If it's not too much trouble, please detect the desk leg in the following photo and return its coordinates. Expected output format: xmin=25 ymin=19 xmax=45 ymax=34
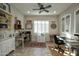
xmin=22 ymin=40 xmax=24 ymax=52
xmin=69 ymin=47 xmax=72 ymax=56
xmin=53 ymin=43 xmax=56 ymax=49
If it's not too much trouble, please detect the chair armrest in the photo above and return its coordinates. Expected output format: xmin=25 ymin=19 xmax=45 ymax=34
xmin=58 ymin=39 xmax=65 ymax=44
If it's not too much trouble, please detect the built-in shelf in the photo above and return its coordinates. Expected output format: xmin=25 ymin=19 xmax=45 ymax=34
xmin=0 ymin=23 xmax=8 ymax=24
xmin=0 ymin=8 xmax=12 ymax=16
xmin=0 ymin=7 xmax=13 ymax=30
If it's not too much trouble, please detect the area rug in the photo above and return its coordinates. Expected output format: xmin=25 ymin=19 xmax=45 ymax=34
xmin=48 ymin=46 xmax=64 ymax=56
xmin=48 ymin=46 xmax=73 ymax=56
xmin=24 ymin=42 xmax=46 ymax=48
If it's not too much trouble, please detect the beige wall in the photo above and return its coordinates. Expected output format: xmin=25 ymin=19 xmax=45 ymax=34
xmin=24 ymin=15 xmax=59 ymax=41
xmin=59 ymin=3 xmax=79 ymax=35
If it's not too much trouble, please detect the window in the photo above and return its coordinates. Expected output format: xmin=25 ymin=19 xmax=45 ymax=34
xmin=65 ymin=14 xmax=71 ymax=32
xmin=34 ymin=21 xmax=49 ymax=34
xmin=61 ymin=14 xmax=71 ymax=33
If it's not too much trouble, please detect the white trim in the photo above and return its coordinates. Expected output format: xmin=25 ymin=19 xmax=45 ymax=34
xmin=65 ymin=13 xmax=71 ymax=34
xmin=60 ymin=16 xmax=63 ymax=33
xmin=74 ymin=8 xmax=79 ymax=34
xmin=61 ymin=13 xmax=71 ymax=34
xmin=61 ymin=15 xmax=65 ymax=33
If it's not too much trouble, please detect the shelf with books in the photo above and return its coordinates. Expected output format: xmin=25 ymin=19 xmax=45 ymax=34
xmin=0 ymin=7 xmax=13 ymax=30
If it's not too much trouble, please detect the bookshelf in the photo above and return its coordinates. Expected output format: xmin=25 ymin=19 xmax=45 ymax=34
xmin=0 ymin=7 xmax=14 ymax=30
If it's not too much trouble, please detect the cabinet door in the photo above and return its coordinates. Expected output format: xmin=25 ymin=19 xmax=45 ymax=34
xmin=8 ymin=38 xmax=15 ymax=52
xmin=0 ymin=49 xmax=1 ymax=56
xmin=1 ymin=41 xmax=8 ymax=56
xmin=12 ymin=38 xmax=15 ymax=50
xmin=0 ymin=38 xmax=15 ymax=56
xmin=8 ymin=39 xmax=12 ymax=53
xmin=0 ymin=45 xmax=1 ymax=56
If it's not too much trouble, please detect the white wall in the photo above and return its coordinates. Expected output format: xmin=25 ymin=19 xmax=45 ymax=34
xmin=24 ymin=15 xmax=59 ymax=41
xmin=59 ymin=3 xmax=79 ymax=35
xmin=9 ymin=4 xmax=59 ymax=42
xmin=10 ymin=4 xmax=24 ymax=29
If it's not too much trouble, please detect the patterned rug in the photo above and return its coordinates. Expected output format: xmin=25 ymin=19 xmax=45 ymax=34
xmin=48 ymin=46 xmax=64 ymax=56
xmin=24 ymin=42 xmax=46 ymax=48
xmin=48 ymin=46 xmax=74 ymax=56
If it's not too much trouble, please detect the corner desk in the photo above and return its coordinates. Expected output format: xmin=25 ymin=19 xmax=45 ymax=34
xmin=65 ymin=39 xmax=79 ymax=56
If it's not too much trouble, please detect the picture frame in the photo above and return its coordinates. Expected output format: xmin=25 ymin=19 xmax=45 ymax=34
xmin=51 ymin=23 xmax=57 ymax=29
xmin=25 ymin=20 xmax=32 ymax=29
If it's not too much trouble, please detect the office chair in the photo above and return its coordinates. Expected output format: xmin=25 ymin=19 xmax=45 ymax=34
xmin=53 ymin=35 xmax=65 ymax=53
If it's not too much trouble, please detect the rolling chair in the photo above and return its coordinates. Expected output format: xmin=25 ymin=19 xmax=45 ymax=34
xmin=53 ymin=35 xmax=65 ymax=53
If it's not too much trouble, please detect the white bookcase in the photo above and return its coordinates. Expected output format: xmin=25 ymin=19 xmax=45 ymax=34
xmin=0 ymin=3 xmax=15 ymax=56
xmin=0 ymin=38 xmax=15 ymax=56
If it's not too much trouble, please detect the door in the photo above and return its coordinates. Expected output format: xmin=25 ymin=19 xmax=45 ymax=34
xmin=34 ymin=21 xmax=49 ymax=42
xmin=1 ymin=40 xmax=8 ymax=56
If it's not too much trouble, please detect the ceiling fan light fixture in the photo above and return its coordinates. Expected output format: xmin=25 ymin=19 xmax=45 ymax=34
xmin=53 ymin=10 xmax=56 ymax=14
xmin=27 ymin=11 xmax=30 ymax=14
xmin=33 ymin=3 xmax=52 ymax=14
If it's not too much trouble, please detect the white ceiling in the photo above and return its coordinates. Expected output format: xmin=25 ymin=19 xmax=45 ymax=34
xmin=11 ymin=3 xmax=72 ymax=15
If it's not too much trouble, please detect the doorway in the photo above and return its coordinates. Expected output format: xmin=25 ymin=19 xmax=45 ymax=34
xmin=34 ymin=21 xmax=49 ymax=42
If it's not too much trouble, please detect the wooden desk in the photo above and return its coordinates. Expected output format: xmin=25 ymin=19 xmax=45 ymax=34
xmin=65 ymin=39 xmax=79 ymax=55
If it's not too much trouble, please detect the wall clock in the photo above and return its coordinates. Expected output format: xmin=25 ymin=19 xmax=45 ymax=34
xmin=51 ymin=23 xmax=57 ymax=29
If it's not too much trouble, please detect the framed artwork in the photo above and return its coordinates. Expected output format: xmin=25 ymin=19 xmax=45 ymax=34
xmin=14 ymin=17 xmax=22 ymax=30
xmin=51 ymin=21 xmax=57 ymax=29
xmin=51 ymin=23 xmax=57 ymax=29
xmin=25 ymin=20 xmax=32 ymax=29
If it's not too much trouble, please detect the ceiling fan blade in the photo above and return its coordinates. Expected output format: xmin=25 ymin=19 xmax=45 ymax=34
xmin=39 ymin=10 xmax=43 ymax=13
xmin=44 ymin=10 xmax=49 ymax=12
xmin=37 ymin=3 xmax=44 ymax=7
xmin=38 ymin=3 xmax=42 ymax=6
xmin=44 ymin=5 xmax=52 ymax=9
xmin=33 ymin=9 xmax=40 ymax=10
xmin=38 ymin=3 xmax=42 ymax=5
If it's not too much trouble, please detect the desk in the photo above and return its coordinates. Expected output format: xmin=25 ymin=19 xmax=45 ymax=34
xmin=65 ymin=39 xmax=79 ymax=55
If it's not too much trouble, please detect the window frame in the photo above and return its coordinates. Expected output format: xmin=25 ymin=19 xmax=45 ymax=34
xmin=74 ymin=8 xmax=79 ymax=34
xmin=61 ymin=13 xmax=71 ymax=34
xmin=33 ymin=20 xmax=49 ymax=34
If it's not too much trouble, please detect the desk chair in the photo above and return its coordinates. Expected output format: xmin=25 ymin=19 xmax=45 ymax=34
xmin=53 ymin=35 xmax=65 ymax=53
xmin=24 ymin=31 xmax=31 ymax=42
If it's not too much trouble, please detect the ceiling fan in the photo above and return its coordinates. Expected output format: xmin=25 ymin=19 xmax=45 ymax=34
xmin=33 ymin=3 xmax=52 ymax=13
